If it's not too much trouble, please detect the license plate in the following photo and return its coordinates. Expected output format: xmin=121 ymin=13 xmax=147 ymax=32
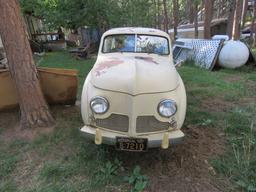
xmin=116 ymin=137 xmax=148 ymax=152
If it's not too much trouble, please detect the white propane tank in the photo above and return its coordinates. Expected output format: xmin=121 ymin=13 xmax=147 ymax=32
xmin=218 ymin=40 xmax=249 ymax=69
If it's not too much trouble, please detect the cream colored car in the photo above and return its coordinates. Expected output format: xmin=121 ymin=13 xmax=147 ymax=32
xmin=80 ymin=27 xmax=186 ymax=151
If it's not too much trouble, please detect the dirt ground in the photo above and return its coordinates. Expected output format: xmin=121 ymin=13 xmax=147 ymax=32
xmin=0 ymin=106 xmax=234 ymax=192
xmin=118 ymin=124 xmax=231 ymax=192
xmin=0 ymin=109 xmax=54 ymax=142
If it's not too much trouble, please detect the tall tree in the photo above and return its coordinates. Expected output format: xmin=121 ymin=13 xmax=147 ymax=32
xmin=157 ymin=0 xmax=161 ymax=29
xmin=153 ymin=0 xmax=158 ymax=28
xmin=0 ymin=0 xmax=55 ymax=129
xmin=227 ymin=0 xmax=236 ymax=39
xmin=204 ymin=0 xmax=214 ymax=39
xmin=219 ymin=0 xmax=225 ymax=17
xmin=241 ymin=0 xmax=248 ymax=28
xmin=216 ymin=0 xmax=222 ymax=18
xmin=173 ymin=0 xmax=179 ymax=39
xmin=163 ymin=0 xmax=169 ymax=33
xmin=232 ymin=0 xmax=243 ymax=40
xmin=188 ymin=0 xmax=194 ymax=23
xmin=200 ymin=0 xmax=205 ymax=21
xmin=251 ymin=0 xmax=256 ymax=46
xmin=194 ymin=1 xmax=199 ymax=38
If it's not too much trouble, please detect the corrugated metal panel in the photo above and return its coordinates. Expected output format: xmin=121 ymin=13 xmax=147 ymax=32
xmin=173 ymin=39 xmax=224 ymax=70
xmin=192 ymin=39 xmax=224 ymax=70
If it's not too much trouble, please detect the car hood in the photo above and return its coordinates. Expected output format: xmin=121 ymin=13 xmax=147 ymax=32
xmin=90 ymin=54 xmax=179 ymax=95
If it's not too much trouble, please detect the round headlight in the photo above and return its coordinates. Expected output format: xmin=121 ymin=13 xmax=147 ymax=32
xmin=90 ymin=96 xmax=109 ymax=114
xmin=158 ymin=99 xmax=177 ymax=117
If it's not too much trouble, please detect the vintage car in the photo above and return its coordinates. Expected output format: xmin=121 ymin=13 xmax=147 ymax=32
xmin=80 ymin=27 xmax=186 ymax=151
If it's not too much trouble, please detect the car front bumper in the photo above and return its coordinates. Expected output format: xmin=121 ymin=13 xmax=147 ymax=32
xmin=80 ymin=125 xmax=184 ymax=149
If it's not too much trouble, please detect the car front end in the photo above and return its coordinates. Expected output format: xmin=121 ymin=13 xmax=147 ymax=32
xmin=80 ymin=28 xmax=187 ymax=151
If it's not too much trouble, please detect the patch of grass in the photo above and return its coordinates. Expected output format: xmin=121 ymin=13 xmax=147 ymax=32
xmin=182 ymin=60 xmax=256 ymax=191
xmin=72 ymin=141 xmax=125 ymax=190
xmin=25 ymin=104 xmax=124 ymax=191
xmin=178 ymin=63 xmax=256 ymax=191
xmin=186 ymin=107 xmax=212 ymax=125
xmin=40 ymin=161 xmax=75 ymax=182
xmin=25 ymin=182 xmax=91 ymax=192
xmin=93 ymin=159 xmax=123 ymax=186
xmin=178 ymin=65 xmax=246 ymax=101
xmin=0 ymin=180 xmax=17 ymax=192
xmin=125 ymin=166 xmax=148 ymax=192
xmin=209 ymin=102 xmax=256 ymax=191
xmin=212 ymin=118 xmax=256 ymax=191
xmin=0 ymin=151 xmax=18 ymax=179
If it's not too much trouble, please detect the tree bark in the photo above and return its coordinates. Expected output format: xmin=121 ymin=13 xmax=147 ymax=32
xmin=163 ymin=0 xmax=169 ymax=33
xmin=251 ymin=1 xmax=256 ymax=47
xmin=204 ymin=0 xmax=214 ymax=39
xmin=217 ymin=0 xmax=221 ymax=18
xmin=201 ymin=0 xmax=205 ymax=21
xmin=220 ymin=0 xmax=226 ymax=17
xmin=241 ymin=0 xmax=248 ymax=28
xmin=194 ymin=2 xmax=199 ymax=38
xmin=188 ymin=0 xmax=194 ymax=23
xmin=153 ymin=0 xmax=158 ymax=28
xmin=0 ymin=0 xmax=55 ymax=129
xmin=173 ymin=0 xmax=179 ymax=39
xmin=232 ymin=0 xmax=243 ymax=40
xmin=227 ymin=0 xmax=236 ymax=39
xmin=156 ymin=0 xmax=161 ymax=29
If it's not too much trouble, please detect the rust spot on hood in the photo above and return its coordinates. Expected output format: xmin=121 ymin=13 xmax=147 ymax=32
xmin=134 ymin=56 xmax=159 ymax=64
xmin=94 ymin=58 xmax=124 ymax=76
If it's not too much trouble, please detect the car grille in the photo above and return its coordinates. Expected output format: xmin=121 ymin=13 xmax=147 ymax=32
xmin=136 ymin=116 xmax=170 ymax=133
xmin=95 ymin=114 xmax=129 ymax=132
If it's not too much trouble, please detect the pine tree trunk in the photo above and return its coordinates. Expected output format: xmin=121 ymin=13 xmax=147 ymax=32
xmin=251 ymin=1 xmax=256 ymax=47
xmin=194 ymin=2 xmax=199 ymax=39
xmin=173 ymin=0 xmax=179 ymax=39
xmin=227 ymin=0 xmax=236 ymax=39
xmin=188 ymin=0 xmax=194 ymax=24
xmin=163 ymin=0 xmax=169 ymax=33
xmin=220 ymin=0 xmax=225 ymax=17
xmin=204 ymin=0 xmax=214 ymax=39
xmin=217 ymin=0 xmax=220 ymax=18
xmin=241 ymin=0 xmax=248 ymax=28
xmin=201 ymin=0 xmax=205 ymax=21
xmin=153 ymin=0 xmax=158 ymax=28
xmin=0 ymin=0 xmax=55 ymax=129
xmin=157 ymin=0 xmax=161 ymax=29
xmin=232 ymin=0 xmax=243 ymax=40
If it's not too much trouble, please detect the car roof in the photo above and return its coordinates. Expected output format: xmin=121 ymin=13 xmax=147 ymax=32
xmin=103 ymin=27 xmax=170 ymax=38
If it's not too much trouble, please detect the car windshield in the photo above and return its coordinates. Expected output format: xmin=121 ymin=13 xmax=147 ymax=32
xmin=102 ymin=34 xmax=169 ymax=55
